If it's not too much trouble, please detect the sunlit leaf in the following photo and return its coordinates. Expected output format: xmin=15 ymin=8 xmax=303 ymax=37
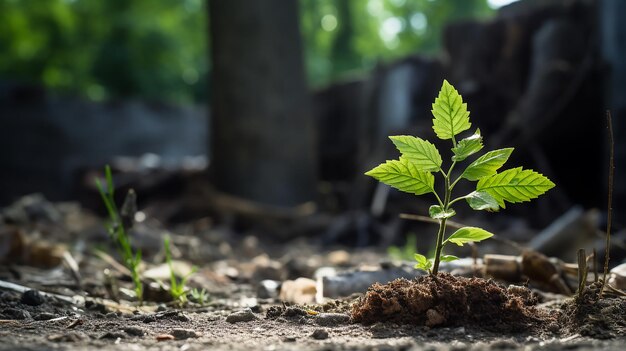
xmin=440 ymin=255 xmax=460 ymax=262
xmin=452 ymin=129 xmax=483 ymax=161
xmin=476 ymin=167 xmax=555 ymax=208
xmin=431 ymin=80 xmax=471 ymax=140
xmin=446 ymin=227 xmax=494 ymax=246
xmin=461 ymin=148 xmax=513 ymax=181
xmin=429 ymin=205 xmax=456 ymax=219
xmin=390 ymin=135 xmax=442 ymax=171
xmin=414 ymin=253 xmax=432 ymax=272
xmin=465 ymin=191 xmax=500 ymax=211
xmin=365 ymin=158 xmax=434 ymax=196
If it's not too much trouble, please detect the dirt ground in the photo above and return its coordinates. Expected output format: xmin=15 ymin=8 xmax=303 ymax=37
xmin=1 ymin=195 xmax=625 ymax=350
xmin=1 ymin=279 xmax=625 ymax=351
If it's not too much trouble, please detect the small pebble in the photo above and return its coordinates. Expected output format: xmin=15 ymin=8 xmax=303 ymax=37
xmin=156 ymin=304 xmax=168 ymax=312
xmin=425 ymin=309 xmax=445 ymax=327
xmin=2 ymin=308 xmax=31 ymax=320
xmin=21 ymin=290 xmax=45 ymax=306
xmin=226 ymin=308 xmax=258 ymax=323
xmin=142 ymin=315 xmax=157 ymax=323
xmin=315 ymin=313 xmax=350 ymax=327
xmin=311 ymin=329 xmax=329 ymax=340
xmin=124 ymin=326 xmax=146 ymax=337
xmin=171 ymin=328 xmax=200 ymax=340
xmin=283 ymin=336 xmax=296 ymax=342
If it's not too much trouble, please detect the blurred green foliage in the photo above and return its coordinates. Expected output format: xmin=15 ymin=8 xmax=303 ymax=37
xmin=0 ymin=0 xmax=207 ymax=103
xmin=0 ymin=0 xmax=493 ymax=104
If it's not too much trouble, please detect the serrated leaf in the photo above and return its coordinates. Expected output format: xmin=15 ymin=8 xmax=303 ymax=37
xmin=390 ymin=135 xmax=442 ymax=171
xmin=461 ymin=148 xmax=514 ymax=181
xmin=446 ymin=227 xmax=494 ymax=246
xmin=365 ymin=158 xmax=435 ymax=196
xmin=476 ymin=167 xmax=555 ymax=208
xmin=452 ymin=129 xmax=483 ymax=161
xmin=465 ymin=191 xmax=500 ymax=212
xmin=440 ymin=255 xmax=460 ymax=262
xmin=429 ymin=205 xmax=456 ymax=219
xmin=414 ymin=253 xmax=432 ymax=272
xmin=431 ymin=80 xmax=471 ymax=140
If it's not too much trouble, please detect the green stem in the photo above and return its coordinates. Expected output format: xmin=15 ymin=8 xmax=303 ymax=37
xmin=432 ymin=191 xmax=444 ymax=208
xmin=431 ymin=169 xmax=453 ymax=275
xmin=448 ymin=195 xmax=468 ymax=207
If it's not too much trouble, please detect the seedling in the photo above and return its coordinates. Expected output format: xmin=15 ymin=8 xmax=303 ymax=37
xmin=366 ymin=80 xmax=555 ymax=275
xmin=164 ymin=235 xmax=197 ymax=304
xmin=96 ymin=166 xmax=144 ymax=302
xmin=190 ymin=288 xmax=210 ymax=305
xmin=388 ymin=233 xmax=418 ymax=261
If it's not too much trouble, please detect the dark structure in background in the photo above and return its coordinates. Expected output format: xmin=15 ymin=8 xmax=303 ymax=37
xmin=602 ymin=0 xmax=626 ymax=222
xmin=209 ymin=0 xmax=317 ymax=207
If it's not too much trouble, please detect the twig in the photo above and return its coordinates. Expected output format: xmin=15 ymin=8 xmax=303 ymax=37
xmin=576 ymin=248 xmax=587 ymax=297
xmin=399 ymin=213 xmax=526 ymax=252
xmin=601 ymin=111 xmax=614 ymax=295
xmin=592 ymin=248 xmax=598 ymax=283
xmin=399 ymin=213 xmax=463 ymax=228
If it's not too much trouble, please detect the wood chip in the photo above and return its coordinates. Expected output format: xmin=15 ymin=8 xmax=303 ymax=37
xmin=156 ymin=334 xmax=175 ymax=341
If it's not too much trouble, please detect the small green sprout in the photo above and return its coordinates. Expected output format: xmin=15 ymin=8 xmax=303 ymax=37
xmin=189 ymin=288 xmax=210 ymax=306
xmin=366 ymin=80 xmax=555 ymax=275
xmin=388 ymin=233 xmax=418 ymax=261
xmin=164 ymin=235 xmax=197 ymax=304
xmin=96 ymin=165 xmax=144 ymax=302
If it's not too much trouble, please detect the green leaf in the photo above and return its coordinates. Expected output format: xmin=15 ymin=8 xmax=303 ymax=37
xmin=446 ymin=227 xmax=494 ymax=246
xmin=465 ymin=191 xmax=500 ymax=212
xmin=365 ymin=158 xmax=435 ymax=196
xmin=429 ymin=205 xmax=456 ymax=219
xmin=440 ymin=255 xmax=460 ymax=262
xmin=452 ymin=129 xmax=483 ymax=161
xmin=390 ymin=135 xmax=442 ymax=171
xmin=476 ymin=167 xmax=555 ymax=208
xmin=414 ymin=253 xmax=432 ymax=272
xmin=431 ymin=79 xmax=471 ymax=140
xmin=461 ymin=148 xmax=514 ymax=181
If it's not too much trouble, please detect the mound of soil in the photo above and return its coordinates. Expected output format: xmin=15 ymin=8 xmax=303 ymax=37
xmin=559 ymin=283 xmax=626 ymax=339
xmin=351 ymin=273 xmax=557 ymax=332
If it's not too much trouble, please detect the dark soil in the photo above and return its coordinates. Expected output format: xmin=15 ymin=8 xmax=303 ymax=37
xmin=351 ymin=273 xmax=558 ymax=332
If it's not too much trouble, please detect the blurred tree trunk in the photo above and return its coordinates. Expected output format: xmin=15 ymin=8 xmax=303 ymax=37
xmin=209 ymin=0 xmax=317 ymax=207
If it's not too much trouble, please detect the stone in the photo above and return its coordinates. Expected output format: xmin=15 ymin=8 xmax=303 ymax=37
xmin=226 ymin=308 xmax=258 ymax=323
xmin=311 ymin=329 xmax=329 ymax=340
xmin=425 ymin=309 xmax=445 ymax=327
xmin=21 ymin=290 xmax=45 ymax=306
xmin=2 ymin=308 xmax=31 ymax=320
xmin=315 ymin=313 xmax=350 ymax=327
xmin=124 ymin=326 xmax=146 ymax=337
xmin=171 ymin=328 xmax=200 ymax=340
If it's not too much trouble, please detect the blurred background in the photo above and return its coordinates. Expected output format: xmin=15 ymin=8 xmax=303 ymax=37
xmin=0 ymin=0 xmax=624 ymax=249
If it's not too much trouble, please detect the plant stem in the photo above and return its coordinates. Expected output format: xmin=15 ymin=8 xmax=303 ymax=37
xmin=431 ymin=168 xmax=453 ymax=275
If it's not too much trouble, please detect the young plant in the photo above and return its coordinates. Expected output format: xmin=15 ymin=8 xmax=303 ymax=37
xmin=96 ymin=165 xmax=143 ymax=302
xmin=164 ymin=235 xmax=197 ymax=304
xmin=366 ymin=80 xmax=555 ymax=275
xmin=189 ymin=288 xmax=210 ymax=305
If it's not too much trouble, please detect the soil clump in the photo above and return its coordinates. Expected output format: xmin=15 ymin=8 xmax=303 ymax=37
xmin=351 ymin=272 xmax=558 ymax=332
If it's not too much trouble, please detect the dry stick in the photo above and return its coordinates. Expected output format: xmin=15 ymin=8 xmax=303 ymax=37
xmin=601 ymin=111 xmax=615 ymax=296
xmin=399 ymin=213 xmax=526 ymax=253
xmin=593 ymin=248 xmax=598 ymax=283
